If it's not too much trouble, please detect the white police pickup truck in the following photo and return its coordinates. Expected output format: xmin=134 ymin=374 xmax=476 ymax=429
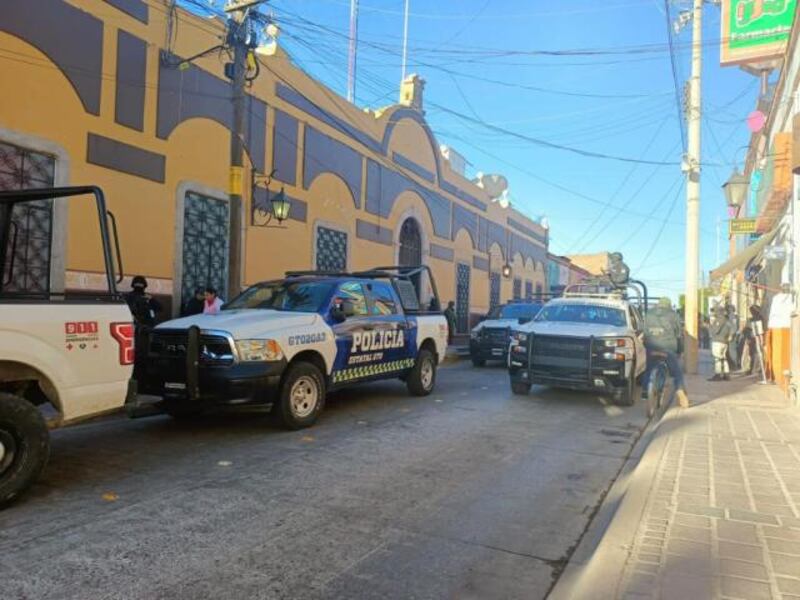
xmin=136 ymin=266 xmax=448 ymax=429
xmin=508 ymin=282 xmax=648 ymax=406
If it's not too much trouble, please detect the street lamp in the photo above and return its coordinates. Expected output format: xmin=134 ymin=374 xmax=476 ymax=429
xmin=251 ymin=169 xmax=291 ymax=227
xmin=722 ymin=169 xmax=749 ymax=216
xmin=270 ymin=187 xmax=291 ymax=222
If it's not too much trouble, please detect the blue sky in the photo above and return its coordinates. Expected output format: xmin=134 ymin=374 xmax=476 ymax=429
xmin=206 ymin=0 xmax=760 ymax=300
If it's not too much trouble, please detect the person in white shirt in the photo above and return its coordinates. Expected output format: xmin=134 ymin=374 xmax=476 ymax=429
xmin=203 ymin=286 xmax=224 ymax=315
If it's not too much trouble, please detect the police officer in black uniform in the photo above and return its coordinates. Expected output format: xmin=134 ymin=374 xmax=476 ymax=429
xmin=125 ymin=275 xmax=162 ymax=380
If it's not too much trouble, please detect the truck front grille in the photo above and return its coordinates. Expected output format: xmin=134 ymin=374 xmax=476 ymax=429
xmin=149 ymin=329 xmax=235 ymax=366
xmin=532 ymin=336 xmax=590 ymax=359
xmin=482 ymin=327 xmax=510 ymax=345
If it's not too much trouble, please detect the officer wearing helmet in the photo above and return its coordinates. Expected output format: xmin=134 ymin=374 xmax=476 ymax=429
xmin=606 ymin=252 xmax=630 ymax=288
xmin=125 ymin=275 xmax=162 ymax=328
xmin=642 ymin=297 xmax=689 ymax=408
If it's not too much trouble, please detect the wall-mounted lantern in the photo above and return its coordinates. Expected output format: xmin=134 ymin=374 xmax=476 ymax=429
xmin=501 ymin=263 xmax=512 ymax=279
xmin=251 ymin=169 xmax=290 ymax=227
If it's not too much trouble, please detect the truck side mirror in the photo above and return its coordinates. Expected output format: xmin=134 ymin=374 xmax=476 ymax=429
xmin=341 ymin=299 xmax=357 ymax=317
xmin=331 ymin=299 xmax=356 ymax=322
xmin=331 ymin=305 xmax=346 ymax=323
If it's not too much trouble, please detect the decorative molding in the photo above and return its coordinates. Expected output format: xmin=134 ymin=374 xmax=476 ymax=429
xmin=272 ymin=109 xmax=298 ymax=186
xmin=473 ymin=255 xmax=489 ymax=272
xmin=303 ymin=126 xmax=362 ymax=207
xmin=86 ymin=133 xmax=165 ymax=182
xmin=67 ymin=270 xmax=172 ymax=294
xmin=115 ymin=30 xmax=147 ymax=131
xmin=356 ymin=219 xmax=393 ymax=246
xmin=0 ymin=0 xmax=103 ymax=115
xmin=429 ymin=243 xmax=454 ymax=262
xmin=103 ymin=0 xmax=148 ymax=23
xmin=157 ymin=53 xmax=266 ymax=169
xmin=392 ymin=151 xmax=435 ymax=183
xmin=507 ymin=216 xmax=547 ymax=245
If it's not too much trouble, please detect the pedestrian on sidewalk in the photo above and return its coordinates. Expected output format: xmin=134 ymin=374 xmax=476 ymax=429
xmin=203 ymin=286 xmax=224 ymax=315
xmin=443 ymin=301 xmax=456 ymax=344
xmin=709 ymin=306 xmax=735 ymax=381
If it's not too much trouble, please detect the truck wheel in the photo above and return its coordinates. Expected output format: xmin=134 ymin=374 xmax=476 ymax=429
xmin=408 ymin=349 xmax=437 ymax=396
xmin=471 ymin=357 xmax=486 ymax=367
xmin=612 ymin=375 xmax=636 ymax=407
xmin=276 ymin=362 xmax=325 ymax=430
xmin=0 ymin=393 xmax=50 ymax=507
xmin=511 ymin=381 xmax=531 ymax=396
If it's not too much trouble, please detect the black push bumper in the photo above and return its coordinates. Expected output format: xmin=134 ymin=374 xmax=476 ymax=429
xmin=508 ymin=334 xmax=631 ymax=393
xmin=139 ymin=359 xmax=287 ymax=408
xmin=469 ymin=340 xmax=509 ymax=362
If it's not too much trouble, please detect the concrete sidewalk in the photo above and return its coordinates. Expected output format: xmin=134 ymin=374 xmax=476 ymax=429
xmin=551 ymin=355 xmax=800 ymax=600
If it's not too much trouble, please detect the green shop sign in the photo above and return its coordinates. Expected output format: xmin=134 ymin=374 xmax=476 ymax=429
xmin=721 ymin=0 xmax=797 ymax=65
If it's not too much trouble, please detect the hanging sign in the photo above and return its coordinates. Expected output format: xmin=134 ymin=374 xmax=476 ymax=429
xmin=729 ymin=218 xmax=758 ymax=234
xmin=720 ymin=0 xmax=797 ymax=66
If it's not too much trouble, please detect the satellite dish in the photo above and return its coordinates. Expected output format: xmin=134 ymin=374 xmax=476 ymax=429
xmin=476 ymin=173 xmax=508 ymax=200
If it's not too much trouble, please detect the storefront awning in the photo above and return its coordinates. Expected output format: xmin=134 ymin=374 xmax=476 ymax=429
xmin=709 ymin=227 xmax=779 ymax=282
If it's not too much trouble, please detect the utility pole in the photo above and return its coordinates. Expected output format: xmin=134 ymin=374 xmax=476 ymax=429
xmin=224 ymin=0 xmax=264 ymax=298
xmin=401 ymin=0 xmax=410 ymax=83
xmin=683 ymin=0 xmax=703 ymax=374
xmin=347 ymin=0 xmax=359 ymax=102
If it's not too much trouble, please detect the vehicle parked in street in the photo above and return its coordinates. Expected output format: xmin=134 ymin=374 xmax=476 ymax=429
xmin=508 ymin=282 xmax=648 ymax=406
xmin=0 ymin=187 xmax=134 ymax=506
xmin=135 ymin=266 xmax=448 ymax=429
xmin=469 ymin=301 xmax=544 ymax=366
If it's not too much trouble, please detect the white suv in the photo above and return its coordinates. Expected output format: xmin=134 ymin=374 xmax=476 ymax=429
xmin=508 ymin=287 xmax=647 ymax=406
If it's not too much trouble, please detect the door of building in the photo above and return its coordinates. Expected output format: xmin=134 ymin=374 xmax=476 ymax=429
xmin=456 ymin=262 xmax=470 ymax=333
xmin=181 ymin=192 xmax=229 ymax=306
xmin=0 ymin=141 xmax=55 ymax=294
xmin=489 ymin=272 xmax=501 ymax=311
xmin=398 ymin=217 xmax=422 ymax=295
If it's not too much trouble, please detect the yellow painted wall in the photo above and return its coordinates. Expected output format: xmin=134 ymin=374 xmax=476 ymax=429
xmin=0 ymin=0 xmax=548 ymax=320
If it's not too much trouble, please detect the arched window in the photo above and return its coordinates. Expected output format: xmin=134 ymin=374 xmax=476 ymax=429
xmin=398 ymin=218 xmax=422 ymax=267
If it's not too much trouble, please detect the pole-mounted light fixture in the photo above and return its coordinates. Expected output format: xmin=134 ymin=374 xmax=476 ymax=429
xmin=251 ymin=169 xmax=290 ymax=227
xmin=722 ymin=169 xmax=749 ymax=213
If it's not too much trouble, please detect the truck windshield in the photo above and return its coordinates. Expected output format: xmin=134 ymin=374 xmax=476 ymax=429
xmin=224 ymin=280 xmax=334 ymax=313
xmin=488 ymin=304 xmax=542 ymax=320
xmin=535 ymin=303 xmax=627 ymax=327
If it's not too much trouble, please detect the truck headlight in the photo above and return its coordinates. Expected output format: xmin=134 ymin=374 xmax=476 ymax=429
xmin=511 ymin=332 xmax=528 ymax=344
xmin=235 ymin=339 xmax=284 ymax=362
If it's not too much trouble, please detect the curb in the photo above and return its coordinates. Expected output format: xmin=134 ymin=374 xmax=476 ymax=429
xmin=548 ymin=402 xmax=680 ymax=599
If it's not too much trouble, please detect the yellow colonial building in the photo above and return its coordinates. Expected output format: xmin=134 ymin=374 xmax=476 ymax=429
xmin=0 ymin=0 xmax=548 ymax=332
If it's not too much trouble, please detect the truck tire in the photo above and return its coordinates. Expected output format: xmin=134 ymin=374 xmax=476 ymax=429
xmin=511 ymin=381 xmax=531 ymax=396
xmin=407 ymin=349 xmax=437 ymax=396
xmin=471 ymin=357 xmax=486 ymax=367
xmin=612 ymin=373 xmax=636 ymax=407
xmin=0 ymin=393 xmax=50 ymax=507
xmin=276 ymin=362 xmax=325 ymax=430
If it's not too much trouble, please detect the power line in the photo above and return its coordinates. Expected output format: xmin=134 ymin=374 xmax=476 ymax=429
xmin=663 ymin=0 xmax=687 ymax=150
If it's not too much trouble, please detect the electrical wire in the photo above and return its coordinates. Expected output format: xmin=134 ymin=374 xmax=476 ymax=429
xmin=663 ymin=0 xmax=687 ymax=150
